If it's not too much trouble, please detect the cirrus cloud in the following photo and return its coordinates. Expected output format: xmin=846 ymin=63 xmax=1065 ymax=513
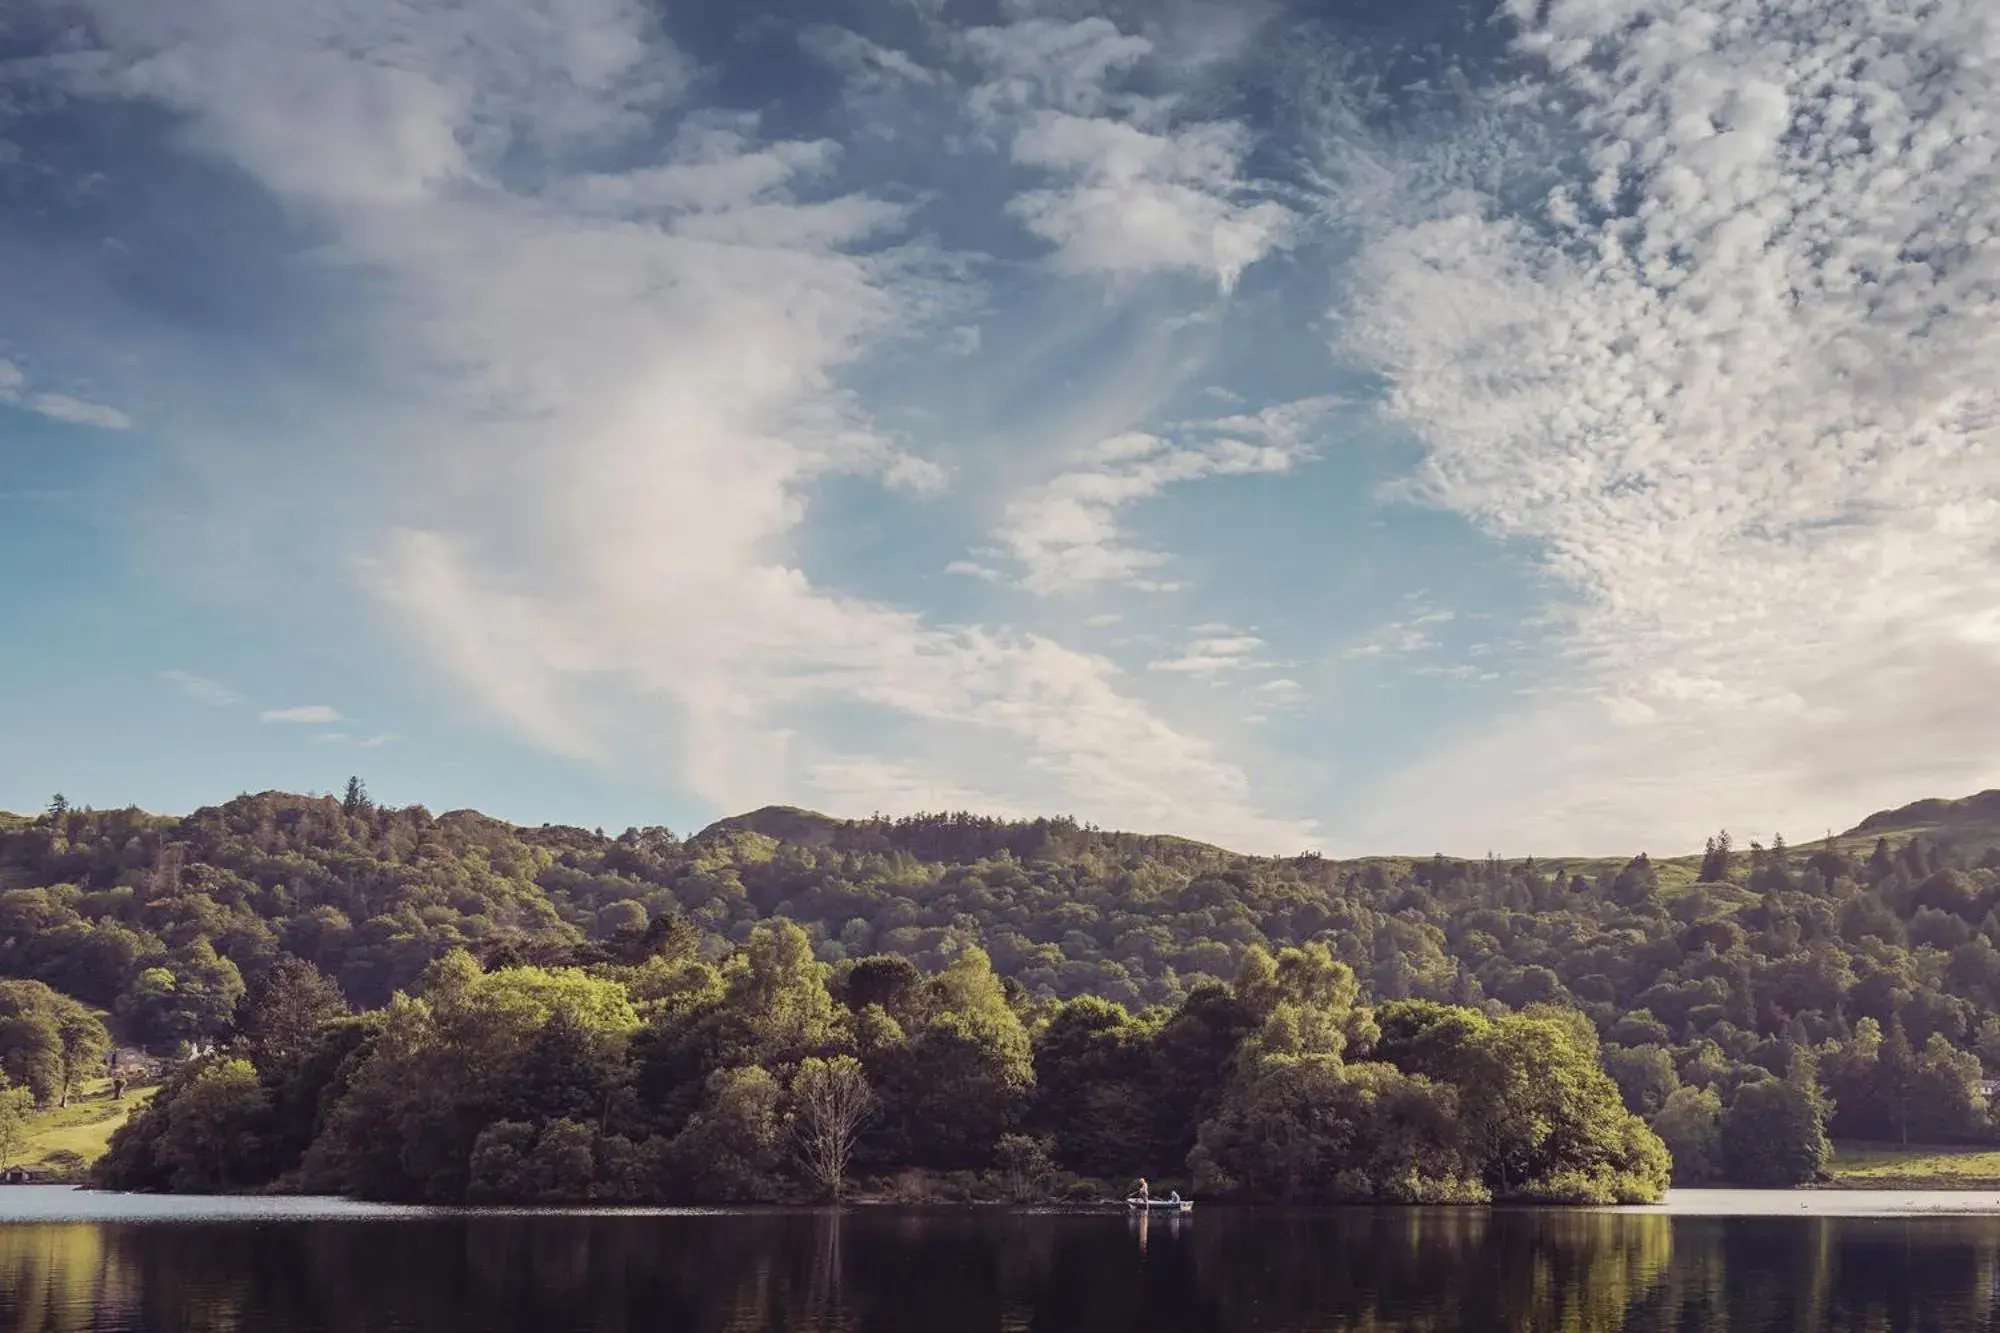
xmin=260 ymin=705 xmax=343 ymax=725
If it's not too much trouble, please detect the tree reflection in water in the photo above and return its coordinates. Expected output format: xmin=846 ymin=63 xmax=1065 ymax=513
xmin=1 ymin=1207 xmax=1999 ymax=1331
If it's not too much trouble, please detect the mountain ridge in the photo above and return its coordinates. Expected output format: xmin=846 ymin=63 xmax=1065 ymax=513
xmin=13 ymin=785 xmax=2000 ymax=866
xmin=694 ymin=789 xmax=2000 ymax=863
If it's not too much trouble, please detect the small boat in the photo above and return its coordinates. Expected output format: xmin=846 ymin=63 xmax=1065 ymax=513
xmin=1125 ymin=1197 xmax=1193 ymax=1213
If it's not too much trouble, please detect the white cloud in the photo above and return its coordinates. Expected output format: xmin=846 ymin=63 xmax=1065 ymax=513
xmin=1187 ymin=395 xmax=1345 ymax=448
xmin=27 ymin=393 xmax=134 ymax=430
xmin=880 ymin=451 xmax=950 ymax=496
xmin=959 ymin=18 xmax=1153 ymax=124
xmin=808 ymin=756 xmax=1024 ymax=819
xmin=1329 ymin=0 xmax=2000 ymax=853
xmin=1150 ymin=632 xmax=1268 ymax=675
xmin=52 ymin=0 xmax=1317 ymax=853
xmin=994 ymin=430 xmax=1301 ymax=594
xmin=1411 ymin=664 xmax=1493 ymax=682
xmin=1008 ymin=112 xmax=1295 ymax=290
xmin=358 ymin=733 xmax=395 ymax=748
xmin=1339 ymin=608 xmax=1454 ymax=661
xmin=1243 ymin=673 xmax=1311 ymax=725
xmin=159 ymin=669 xmax=240 ymax=707
xmin=0 ymin=360 xmax=133 ymax=429
xmin=799 ymin=26 xmax=940 ymax=93
xmin=261 ymin=705 xmax=342 ymax=725
xmin=962 ymin=17 xmax=1294 ymax=289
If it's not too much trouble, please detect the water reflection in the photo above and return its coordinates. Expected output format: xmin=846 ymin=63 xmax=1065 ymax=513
xmin=3 ymin=1203 xmax=2000 ymax=1331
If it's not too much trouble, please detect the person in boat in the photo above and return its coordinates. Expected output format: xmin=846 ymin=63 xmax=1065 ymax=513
xmin=1167 ymin=1190 xmax=1181 ymax=1206
xmin=1132 ymin=1177 xmax=1150 ymax=1203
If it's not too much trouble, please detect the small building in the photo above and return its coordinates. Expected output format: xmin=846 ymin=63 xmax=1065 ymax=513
xmin=110 ymin=1047 xmax=164 ymax=1082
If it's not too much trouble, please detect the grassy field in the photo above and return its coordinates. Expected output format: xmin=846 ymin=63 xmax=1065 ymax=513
xmin=1825 ymin=1142 xmax=2000 ymax=1189
xmin=6 ymin=1080 xmax=157 ymax=1179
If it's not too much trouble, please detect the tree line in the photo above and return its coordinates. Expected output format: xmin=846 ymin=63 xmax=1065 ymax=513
xmin=95 ymin=927 xmax=1669 ymax=1203
xmin=6 ymin=786 xmax=2000 ymax=1193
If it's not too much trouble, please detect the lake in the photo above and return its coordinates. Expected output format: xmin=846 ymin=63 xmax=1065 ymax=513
xmin=5 ymin=1188 xmax=2000 ymax=1330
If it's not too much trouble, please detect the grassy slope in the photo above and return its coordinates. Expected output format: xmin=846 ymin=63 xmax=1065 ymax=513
xmin=10 ymin=1081 xmax=157 ymax=1176
xmin=1838 ymin=791 xmax=2000 ymax=857
xmin=1826 ymin=1142 xmax=2000 ymax=1190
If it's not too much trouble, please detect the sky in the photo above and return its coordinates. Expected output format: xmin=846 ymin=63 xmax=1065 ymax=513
xmin=1 ymin=0 xmax=1997 ymax=857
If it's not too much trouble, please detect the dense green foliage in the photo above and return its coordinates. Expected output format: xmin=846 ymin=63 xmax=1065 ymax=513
xmin=10 ymin=785 xmax=2000 ymax=1194
xmin=0 ymin=980 xmax=109 ymax=1109
xmin=95 ymin=924 xmax=1661 ymax=1203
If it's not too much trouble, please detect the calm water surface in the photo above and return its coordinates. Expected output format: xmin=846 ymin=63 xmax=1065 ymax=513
xmin=5 ymin=1188 xmax=2000 ymax=1330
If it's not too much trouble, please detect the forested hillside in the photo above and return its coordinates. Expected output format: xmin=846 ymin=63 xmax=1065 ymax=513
xmin=4 ymin=783 xmax=2000 ymax=1201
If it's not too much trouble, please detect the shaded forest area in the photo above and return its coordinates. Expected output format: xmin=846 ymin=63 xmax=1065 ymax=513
xmin=3 ymin=785 xmax=1998 ymax=1199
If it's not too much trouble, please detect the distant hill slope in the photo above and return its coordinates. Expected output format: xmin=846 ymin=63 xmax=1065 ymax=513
xmin=7 ymin=784 xmax=1988 ymax=870
xmin=697 ymin=805 xmax=851 ymax=847
xmin=1845 ymin=790 xmax=2000 ymax=854
xmin=699 ymin=789 xmax=2000 ymax=867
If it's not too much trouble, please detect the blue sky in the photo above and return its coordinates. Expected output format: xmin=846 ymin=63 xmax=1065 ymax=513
xmin=3 ymin=0 xmax=1998 ymax=856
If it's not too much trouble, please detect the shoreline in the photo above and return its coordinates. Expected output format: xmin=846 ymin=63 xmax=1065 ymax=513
xmin=19 ymin=1184 xmax=2000 ymax=1217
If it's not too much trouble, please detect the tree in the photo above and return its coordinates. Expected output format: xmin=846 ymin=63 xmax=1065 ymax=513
xmin=719 ymin=921 xmax=840 ymax=1066
xmin=842 ymin=954 xmax=927 ymax=1024
xmin=1866 ymin=837 xmax=1895 ymax=885
xmin=0 ymin=981 xmax=110 ymax=1108
xmin=505 ymin=1007 xmax=625 ymax=1127
xmin=994 ymin=1133 xmax=1058 ymax=1202
xmin=1699 ymin=831 xmax=1736 ymax=884
xmin=882 ymin=1008 xmax=1034 ymax=1168
xmin=468 ymin=1118 xmax=596 ymax=1203
xmin=0 ymin=1079 xmax=33 ymax=1168
xmin=872 ymin=946 xmax=1034 ymax=1169
xmin=157 ymin=1058 xmax=270 ymax=1191
xmin=341 ymin=776 xmax=372 ymax=818
xmin=1189 ymin=1056 xmax=1481 ymax=1203
xmin=118 ymin=943 xmax=246 ymax=1053
xmin=1603 ymin=1044 xmax=1681 ymax=1118
xmin=1146 ymin=983 xmax=1256 ymax=1165
xmin=1031 ymin=997 xmax=1156 ymax=1177
xmin=663 ymin=1066 xmax=787 ymax=1202
xmin=1719 ymin=1052 xmax=1829 ymax=1187
xmin=1825 ymin=1014 xmax=1951 ymax=1146
xmin=790 ymin=1056 xmax=873 ymax=1200
xmin=1610 ymin=855 xmax=1659 ymax=907
xmin=238 ymin=957 xmax=349 ymax=1069
xmin=1372 ymin=1004 xmax=1668 ymax=1203
xmin=466 ymin=1120 xmax=537 ymax=1202
xmin=1651 ymin=1086 xmax=1723 ymax=1184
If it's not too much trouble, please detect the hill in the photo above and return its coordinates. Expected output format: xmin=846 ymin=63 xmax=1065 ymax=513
xmin=6 ymin=783 xmax=2000 ymax=1199
xmin=1847 ymin=790 xmax=2000 ymax=854
xmin=0 ymin=782 xmax=1989 ymax=1032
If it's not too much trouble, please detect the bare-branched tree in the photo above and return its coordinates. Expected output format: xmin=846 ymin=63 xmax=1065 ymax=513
xmin=791 ymin=1056 xmax=873 ymax=1200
